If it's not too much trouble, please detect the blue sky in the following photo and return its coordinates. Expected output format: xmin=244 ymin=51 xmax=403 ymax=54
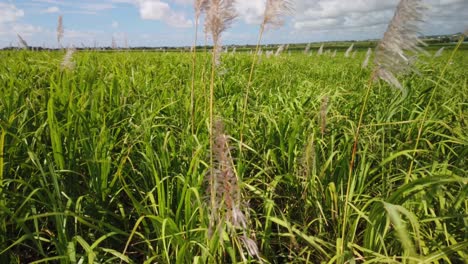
xmin=0 ymin=0 xmax=467 ymax=48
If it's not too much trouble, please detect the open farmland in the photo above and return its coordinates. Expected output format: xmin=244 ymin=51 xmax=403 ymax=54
xmin=0 ymin=44 xmax=467 ymax=263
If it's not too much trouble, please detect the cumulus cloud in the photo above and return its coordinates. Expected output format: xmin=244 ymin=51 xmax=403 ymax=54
xmin=41 ymin=6 xmax=60 ymax=13
xmin=13 ymin=24 xmax=44 ymax=36
xmin=292 ymin=0 xmax=468 ymax=38
xmin=235 ymin=0 xmax=265 ymax=25
xmin=0 ymin=3 xmax=44 ymax=47
xmin=172 ymin=0 xmax=192 ymax=5
xmin=0 ymin=3 xmax=37 ymax=38
xmin=0 ymin=3 xmax=25 ymax=23
xmin=80 ymin=3 xmax=115 ymax=12
xmin=31 ymin=0 xmax=64 ymax=4
xmin=135 ymin=0 xmax=192 ymax=28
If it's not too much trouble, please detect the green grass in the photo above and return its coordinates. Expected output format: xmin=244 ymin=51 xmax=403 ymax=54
xmin=0 ymin=47 xmax=467 ymax=263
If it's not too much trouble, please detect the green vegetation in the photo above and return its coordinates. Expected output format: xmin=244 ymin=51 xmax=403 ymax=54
xmin=0 ymin=45 xmax=467 ymax=263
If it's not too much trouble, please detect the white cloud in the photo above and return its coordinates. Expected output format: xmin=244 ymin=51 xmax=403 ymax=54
xmin=112 ymin=20 xmax=119 ymax=28
xmin=0 ymin=3 xmax=44 ymax=46
xmin=31 ymin=0 xmax=64 ymax=5
xmin=234 ymin=0 xmax=265 ymax=24
xmin=136 ymin=0 xmax=192 ymax=28
xmin=0 ymin=3 xmax=36 ymax=38
xmin=139 ymin=1 xmax=168 ymax=19
xmin=0 ymin=3 xmax=25 ymax=23
xmin=41 ymin=6 xmax=60 ymax=13
xmin=172 ymin=0 xmax=192 ymax=5
xmin=80 ymin=3 xmax=115 ymax=12
xmin=291 ymin=0 xmax=468 ymax=39
xmin=13 ymin=24 xmax=44 ymax=36
xmin=109 ymin=0 xmax=136 ymax=4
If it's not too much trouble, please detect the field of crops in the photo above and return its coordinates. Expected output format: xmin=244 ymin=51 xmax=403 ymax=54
xmin=0 ymin=44 xmax=467 ymax=263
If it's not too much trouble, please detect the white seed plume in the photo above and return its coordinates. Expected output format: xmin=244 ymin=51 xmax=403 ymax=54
xmin=263 ymin=0 xmax=293 ymax=29
xmin=208 ymin=120 xmax=261 ymax=261
xmin=61 ymin=47 xmax=76 ymax=70
xmin=57 ymin=15 xmax=64 ymax=48
xmin=434 ymin=47 xmax=444 ymax=57
xmin=275 ymin=44 xmax=285 ymax=56
xmin=204 ymin=0 xmax=237 ymax=68
xmin=124 ymin=33 xmax=129 ymax=49
xmin=240 ymin=235 xmax=261 ymax=260
xmin=317 ymin=43 xmax=324 ymax=56
xmin=332 ymin=50 xmax=337 ymax=57
xmin=17 ymin=34 xmax=28 ymax=49
xmin=204 ymin=0 xmax=236 ymax=69
xmin=207 ymin=121 xmax=249 ymax=237
xmin=344 ymin=43 xmax=354 ymax=57
xmin=304 ymin=43 xmax=311 ymax=54
xmin=111 ymin=36 xmax=117 ymax=49
xmin=320 ymin=95 xmax=329 ymax=136
xmin=362 ymin=48 xmax=372 ymax=68
xmin=194 ymin=0 xmax=209 ymax=19
xmin=373 ymin=0 xmax=427 ymax=91
xmin=214 ymin=45 xmax=223 ymax=66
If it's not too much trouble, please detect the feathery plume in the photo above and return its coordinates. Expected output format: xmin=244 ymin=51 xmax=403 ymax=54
xmin=257 ymin=51 xmax=263 ymax=64
xmin=124 ymin=33 xmax=129 ymax=49
xmin=214 ymin=44 xmax=223 ymax=66
xmin=299 ymin=134 xmax=316 ymax=198
xmin=275 ymin=44 xmax=285 ymax=56
xmin=61 ymin=47 xmax=76 ymax=70
xmin=317 ymin=43 xmax=324 ymax=55
xmin=57 ymin=15 xmax=64 ymax=48
xmin=332 ymin=49 xmax=337 ymax=57
xmin=240 ymin=235 xmax=261 ymax=260
xmin=208 ymin=120 xmax=244 ymax=232
xmin=352 ymin=50 xmax=357 ymax=58
xmin=204 ymin=0 xmax=236 ymax=56
xmin=434 ymin=46 xmax=444 ymax=57
xmin=17 ymin=34 xmax=28 ymax=49
xmin=195 ymin=0 xmax=209 ymax=19
xmin=206 ymin=120 xmax=260 ymax=260
xmin=373 ymin=0 xmax=427 ymax=91
xmin=320 ymin=95 xmax=329 ymax=136
xmin=304 ymin=43 xmax=311 ymax=54
xmin=204 ymin=0 xmax=236 ymax=69
xmin=111 ymin=36 xmax=117 ymax=49
xmin=344 ymin=43 xmax=354 ymax=57
xmin=362 ymin=47 xmax=372 ymax=68
xmin=263 ymin=0 xmax=293 ymax=28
